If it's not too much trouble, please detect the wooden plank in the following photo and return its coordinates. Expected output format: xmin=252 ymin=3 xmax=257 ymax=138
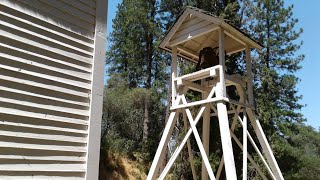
xmin=85 ymin=0 xmax=107 ymax=179
xmin=243 ymin=113 xmax=248 ymax=180
xmin=0 ymin=164 xmax=86 ymax=172
xmin=78 ymin=0 xmax=96 ymax=8
xmin=225 ymin=74 xmax=246 ymax=87
xmin=196 ymin=32 xmax=218 ymax=53
xmin=230 ymin=132 xmax=268 ymax=180
xmin=217 ymin=102 xmax=237 ymax=180
xmin=184 ymin=104 xmax=216 ymax=180
xmin=171 ymin=47 xmax=178 ymax=103
xmin=226 ymin=46 xmax=245 ymax=55
xmin=0 ymin=64 xmax=91 ymax=90
xmin=177 ymin=45 xmax=198 ymax=60
xmin=0 ymin=142 xmax=87 ymax=153
xmin=0 ymin=0 xmax=94 ymax=39
xmin=0 ymin=107 xmax=89 ymax=126
xmin=0 ymin=43 xmax=91 ymax=73
xmin=0 ymin=175 xmax=84 ymax=180
xmin=39 ymin=0 xmax=95 ymax=24
xmin=182 ymin=110 xmax=197 ymax=180
xmin=0 ymin=86 xmax=89 ymax=107
xmin=179 ymin=17 xmax=203 ymax=31
xmin=0 ymin=74 xmax=89 ymax=98
xmin=180 ymin=80 xmax=210 ymax=93
xmin=245 ymin=46 xmax=254 ymax=105
xmin=159 ymin=105 xmax=206 ymax=179
xmin=210 ymin=109 xmax=244 ymax=116
xmin=147 ymin=112 xmax=178 ymax=179
xmin=0 ymin=121 xmax=87 ymax=135
xmin=246 ymin=109 xmax=284 ymax=180
xmin=0 ymin=155 xmax=85 ymax=162
xmin=173 ymin=20 xmax=212 ymax=40
xmin=217 ymin=28 xmax=227 ymax=98
xmin=0 ymin=130 xmax=87 ymax=143
xmin=62 ymin=0 xmax=96 ymax=16
xmin=222 ymin=23 xmax=262 ymax=51
xmin=0 ymin=29 xmax=92 ymax=65
xmin=170 ymin=24 xmax=219 ymax=46
xmin=201 ymin=83 xmax=210 ymax=180
xmin=186 ymin=8 xmax=221 ymax=25
xmin=0 ymin=52 xmax=91 ymax=81
xmin=176 ymin=66 xmax=219 ymax=82
xmin=0 ymin=96 xmax=89 ymax=117
xmin=159 ymin=11 xmax=189 ymax=49
xmin=185 ymin=8 xmax=262 ymax=50
xmin=17 ymin=0 xmax=95 ymax=32
xmin=0 ymin=11 xmax=94 ymax=48
xmin=170 ymin=97 xmax=227 ymax=110
xmin=225 ymin=31 xmax=246 ymax=46
xmin=0 ymin=18 xmax=93 ymax=57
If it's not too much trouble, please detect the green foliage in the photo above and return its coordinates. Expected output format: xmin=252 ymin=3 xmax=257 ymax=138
xmin=101 ymin=75 xmax=164 ymax=160
xmin=244 ymin=0 xmax=305 ymax=129
xmin=102 ymin=0 xmax=320 ymax=179
xmin=242 ymin=0 xmax=319 ymax=178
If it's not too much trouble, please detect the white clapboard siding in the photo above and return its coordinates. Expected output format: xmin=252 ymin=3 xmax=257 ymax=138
xmin=0 ymin=0 xmax=107 ymax=179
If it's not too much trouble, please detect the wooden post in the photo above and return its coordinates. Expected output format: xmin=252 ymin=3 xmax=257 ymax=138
xmin=217 ymin=28 xmax=237 ymax=180
xmin=245 ymin=46 xmax=254 ymax=106
xmin=201 ymin=81 xmax=210 ymax=180
xmin=246 ymin=108 xmax=284 ymax=180
xmin=242 ymin=112 xmax=248 ymax=180
xmin=182 ymin=88 xmax=197 ymax=180
xmin=219 ymin=28 xmax=226 ymax=97
xmin=86 ymin=0 xmax=108 ymax=179
xmin=147 ymin=111 xmax=178 ymax=180
xmin=171 ymin=47 xmax=178 ymax=103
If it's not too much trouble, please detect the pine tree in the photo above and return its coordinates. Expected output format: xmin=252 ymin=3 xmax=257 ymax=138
xmin=244 ymin=0 xmax=304 ymax=139
xmin=244 ymin=0 xmax=305 ymax=178
xmin=106 ymin=1 xmax=145 ymax=88
xmin=106 ymin=0 xmax=169 ymax=147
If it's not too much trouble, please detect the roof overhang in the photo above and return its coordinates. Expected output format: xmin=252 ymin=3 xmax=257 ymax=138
xmin=159 ymin=7 xmax=263 ymax=63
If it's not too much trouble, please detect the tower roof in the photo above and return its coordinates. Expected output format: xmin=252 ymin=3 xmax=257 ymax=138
xmin=159 ymin=7 xmax=263 ymax=63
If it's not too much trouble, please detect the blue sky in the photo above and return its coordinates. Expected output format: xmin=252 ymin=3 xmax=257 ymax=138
xmin=106 ymin=0 xmax=319 ymax=128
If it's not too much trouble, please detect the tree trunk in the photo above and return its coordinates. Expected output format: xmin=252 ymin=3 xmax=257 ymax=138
xmin=142 ymin=0 xmax=156 ymax=141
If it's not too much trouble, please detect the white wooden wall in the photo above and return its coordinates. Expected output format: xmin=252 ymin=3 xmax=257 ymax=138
xmin=0 ymin=0 xmax=107 ymax=179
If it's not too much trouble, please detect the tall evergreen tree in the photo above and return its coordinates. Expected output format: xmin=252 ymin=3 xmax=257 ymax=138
xmin=244 ymin=0 xmax=305 ymax=178
xmin=106 ymin=0 xmax=168 ymax=143
xmin=244 ymin=0 xmax=304 ymax=142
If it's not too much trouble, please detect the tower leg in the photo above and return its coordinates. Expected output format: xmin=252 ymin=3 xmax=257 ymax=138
xmin=147 ymin=111 xmax=178 ymax=180
xmin=202 ymin=91 xmax=210 ymax=180
xmin=246 ymin=108 xmax=284 ymax=180
xmin=182 ymin=111 xmax=197 ymax=180
xmin=217 ymin=102 xmax=237 ymax=180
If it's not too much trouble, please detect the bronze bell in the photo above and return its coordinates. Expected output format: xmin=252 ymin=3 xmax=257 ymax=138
xmin=196 ymin=47 xmax=219 ymax=71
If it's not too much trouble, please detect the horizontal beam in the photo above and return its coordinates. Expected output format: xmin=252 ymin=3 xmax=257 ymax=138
xmin=177 ymin=45 xmax=199 ymax=60
xmin=175 ymin=66 xmax=220 ymax=83
xmin=210 ymin=109 xmax=244 ymax=116
xmin=227 ymin=46 xmax=246 ymax=56
xmin=171 ymin=97 xmax=228 ymax=110
xmin=177 ymin=80 xmax=210 ymax=93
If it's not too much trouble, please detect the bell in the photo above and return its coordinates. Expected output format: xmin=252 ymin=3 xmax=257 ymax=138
xmin=196 ymin=47 xmax=219 ymax=71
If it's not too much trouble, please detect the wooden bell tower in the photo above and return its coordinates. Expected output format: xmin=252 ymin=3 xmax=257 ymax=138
xmin=148 ymin=7 xmax=284 ymax=180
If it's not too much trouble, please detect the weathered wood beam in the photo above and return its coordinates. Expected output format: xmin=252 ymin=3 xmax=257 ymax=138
xmin=177 ymin=45 xmax=199 ymax=60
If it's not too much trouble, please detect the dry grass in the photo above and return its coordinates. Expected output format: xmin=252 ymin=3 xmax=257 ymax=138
xmin=99 ymin=150 xmax=147 ymax=180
